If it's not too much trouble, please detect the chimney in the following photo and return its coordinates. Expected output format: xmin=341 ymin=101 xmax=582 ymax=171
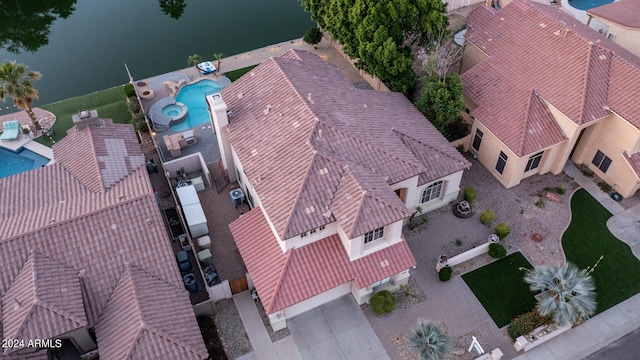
xmin=207 ymin=93 xmax=237 ymax=182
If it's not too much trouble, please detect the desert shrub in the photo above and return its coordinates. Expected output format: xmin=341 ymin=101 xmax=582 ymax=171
xmin=132 ymin=112 xmax=148 ymax=132
xmin=123 ymin=83 xmax=135 ymax=97
xmin=438 ymin=266 xmax=453 ymax=281
xmin=463 ymin=187 xmax=477 ymax=203
xmin=480 ymin=210 xmax=495 ymax=225
xmin=303 ymin=27 xmax=322 ymax=46
xmin=494 ymin=222 xmax=511 ymax=239
xmin=370 ymin=290 xmax=396 ymax=316
xmin=488 ymin=243 xmax=507 ymax=258
xmin=556 ymin=186 xmax=566 ymax=195
xmin=128 ymin=97 xmax=141 ymax=114
xmin=507 ymin=310 xmax=553 ymax=340
xmin=597 ymin=181 xmax=612 ymax=193
xmin=456 ymin=144 xmax=465 ymax=154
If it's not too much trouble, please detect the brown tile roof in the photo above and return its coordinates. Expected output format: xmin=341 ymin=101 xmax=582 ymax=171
xmin=462 ymin=0 xmax=640 ymax=156
xmin=229 ymin=207 xmax=416 ymax=314
xmin=0 ymin=122 xmax=206 ymax=358
xmin=54 ymin=119 xmax=146 ymax=193
xmin=95 ymin=265 xmax=207 ymax=359
xmin=587 ymin=0 xmax=640 ymax=28
xmin=623 ymin=151 xmax=640 ymax=178
xmin=2 ymin=251 xmax=87 ymax=356
xmin=223 ymin=50 xmax=469 ymax=239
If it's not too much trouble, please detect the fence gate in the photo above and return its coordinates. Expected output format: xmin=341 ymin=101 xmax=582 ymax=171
xmin=230 ymin=276 xmax=249 ymax=294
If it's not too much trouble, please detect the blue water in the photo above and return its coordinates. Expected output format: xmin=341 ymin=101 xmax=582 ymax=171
xmin=0 ymin=147 xmax=51 ymax=178
xmin=568 ymin=0 xmax=614 ymax=10
xmin=170 ymin=80 xmax=222 ymax=132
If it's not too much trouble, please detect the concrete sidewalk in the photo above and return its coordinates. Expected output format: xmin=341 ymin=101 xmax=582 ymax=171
xmin=513 ymin=163 xmax=640 ymax=359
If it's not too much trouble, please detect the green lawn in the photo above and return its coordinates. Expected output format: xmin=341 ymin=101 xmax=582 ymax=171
xmin=462 ymin=252 xmax=536 ymax=328
xmin=225 ymin=65 xmax=259 ymax=82
xmin=36 ymin=85 xmax=130 ymax=145
xmin=562 ymin=189 xmax=640 ymax=313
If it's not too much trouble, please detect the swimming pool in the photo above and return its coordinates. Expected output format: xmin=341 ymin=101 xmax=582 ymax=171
xmin=0 ymin=147 xmax=51 ymax=178
xmin=568 ymin=0 xmax=614 ymax=10
xmin=170 ymin=79 xmax=222 ymax=132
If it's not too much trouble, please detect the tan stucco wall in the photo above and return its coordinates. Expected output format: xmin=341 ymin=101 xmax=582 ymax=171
xmin=459 ymin=42 xmax=489 ymax=75
xmin=591 ymin=17 xmax=640 ymax=58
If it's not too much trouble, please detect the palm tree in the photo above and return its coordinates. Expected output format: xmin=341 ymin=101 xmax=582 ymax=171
xmin=406 ymin=320 xmax=450 ymax=360
xmin=186 ymin=54 xmax=202 ymax=73
xmin=523 ymin=262 xmax=597 ymax=326
xmin=0 ymin=61 xmax=42 ymax=130
xmin=213 ymin=53 xmax=224 ymax=74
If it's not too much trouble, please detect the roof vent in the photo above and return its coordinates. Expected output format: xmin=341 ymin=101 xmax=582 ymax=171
xmin=318 ymin=167 xmax=328 ymax=175
xmin=78 ymin=268 xmax=86 ymax=278
xmin=539 ymin=23 xmax=547 ymax=28
xmin=263 ymin=104 xmax=272 ymax=115
xmin=251 ymin=149 xmax=258 ymax=156
xmin=323 ymin=209 xmax=332 ymax=218
xmin=307 ymin=93 xmax=315 ymax=104
xmin=237 ymin=92 xmax=244 ymax=99
xmin=305 ymin=206 xmax=316 ymax=214
xmin=380 ymin=259 xmax=390 ymax=267
xmin=292 ymin=121 xmax=300 ymax=128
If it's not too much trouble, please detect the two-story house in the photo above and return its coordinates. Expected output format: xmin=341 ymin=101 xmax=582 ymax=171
xmin=208 ymin=50 xmax=470 ymax=330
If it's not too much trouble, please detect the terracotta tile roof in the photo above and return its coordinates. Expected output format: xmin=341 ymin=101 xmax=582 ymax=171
xmin=462 ymin=0 xmax=640 ymax=156
xmin=623 ymin=151 xmax=640 ymax=178
xmin=230 ymin=207 xmax=416 ymax=314
xmin=223 ymin=50 xmax=469 ymax=239
xmin=95 ymin=265 xmax=207 ymax=360
xmin=587 ymin=0 xmax=640 ymax=28
xmin=2 ymin=251 xmax=87 ymax=356
xmin=53 ymin=119 xmax=146 ymax=193
xmin=0 ymin=122 xmax=205 ymax=358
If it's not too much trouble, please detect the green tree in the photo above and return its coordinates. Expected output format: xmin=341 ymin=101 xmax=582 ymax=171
xmin=523 ymin=262 xmax=597 ymax=326
xmin=300 ymin=0 xmax=449 ymax=95
xmin=187 ymin=54 xmax=203 ymax=72
xmin=406 ymin=320 xmax=450 ymax=360
xmin=415 ymin=73 xmax=464 ymax=133
xmin=0 ymin=0 xmax=77 ymax=54
xmin=0 ymin=61 xmax=42 ymax=130
xmin=303 ymin=27 xmax=323 ymax=46
xmin=213 ymin=53 xmax=225 ymax=74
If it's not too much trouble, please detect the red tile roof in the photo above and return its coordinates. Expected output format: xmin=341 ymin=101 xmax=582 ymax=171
xmin=623 ymin=151 xmax=640 ymax=178
xmin=0 ymin=122 xmax=206 ymax=358
xmin=222 ymin=50 xmax=469 ymax=239
xmin=95 ymin=265 xmax=207 ymax=359
xmin=462 ymin=0 xmax=640 ymax=156
xmin=587 ymin=0 xmax=640 ymax=29
xmin=2 ymin=251 xmax=87 ymax=356
xmin=230 ymin=207 xmax=416 ymax=314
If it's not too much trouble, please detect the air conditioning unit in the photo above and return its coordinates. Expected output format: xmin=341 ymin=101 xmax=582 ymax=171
xmin=230 ymin=188 xmax=245 ymax=207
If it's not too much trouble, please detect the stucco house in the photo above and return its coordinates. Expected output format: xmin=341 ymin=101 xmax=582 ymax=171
xmin=585 ymin=0 xmax=640 ymax=58
xmin=459 ymin=0 xmax=640 ymax=198
xmin=208 ymin=50 xmax=470 ymax=330
xmin=0 ymin=120 xmax=207 ymax=359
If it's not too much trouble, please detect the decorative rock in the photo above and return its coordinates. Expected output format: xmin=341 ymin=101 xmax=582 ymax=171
xmin=532 ymin=233 xmax=543 ymax=242
xmin=453 ymin=348 xmax=465 ymax=356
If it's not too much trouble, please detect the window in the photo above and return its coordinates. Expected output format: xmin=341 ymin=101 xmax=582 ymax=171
xmin=525 ymin=152 xmax=544 ymax=172
xmin=371 ymin=277 xmax=392 ymax=289
xmin=421 ymin=181 xmax=443 ymax=203
xmin=364 ymin=227 xmax=384 ymax=244
xmin=495 ymin=151 xmax=508 ymax=174
xmin=592 ymin=150 xmax=612 ymax=173
xmin=472 ymin=128 xmax=483 ymax=151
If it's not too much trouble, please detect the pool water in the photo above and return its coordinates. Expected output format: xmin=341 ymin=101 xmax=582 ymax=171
xmin=0 ymin=147 xmax=51 ymax=178
xmin=568 ymin=0 xmax=614 ymax=10
xmin=170 ymin=79 xmax=222 ymax=132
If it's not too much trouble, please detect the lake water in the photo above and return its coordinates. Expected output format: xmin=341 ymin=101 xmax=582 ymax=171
xmin=0 ymin=0 xmax=313 ymax=108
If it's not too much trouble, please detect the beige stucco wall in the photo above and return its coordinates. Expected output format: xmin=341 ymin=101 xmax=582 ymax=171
xmin=590 ymin=17 xmax=640 ymax=58
xmin=459 ymin=42 xmax=489 ymax=75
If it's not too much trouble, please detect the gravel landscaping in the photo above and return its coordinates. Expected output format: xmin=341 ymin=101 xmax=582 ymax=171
xmin=215 ymin=299 xmax=252 ymax=358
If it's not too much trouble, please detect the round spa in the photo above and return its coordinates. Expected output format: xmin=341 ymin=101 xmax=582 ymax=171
xmin=161 ymin=102 xmax=188 ymax=125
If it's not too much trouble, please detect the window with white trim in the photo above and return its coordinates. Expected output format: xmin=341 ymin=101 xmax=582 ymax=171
xmin=364 ymin=227 xmax=384 ymax=244
xmin=495 ymin=151 xmax=508 ymax=174
xmin=592 ymin=150 xmax=612 ymax=173
xmin=421 ymin=181 xmax=443 ymax=203
xmin=371 ymin=277 xmax=392 ymax=289
xmin=525 ymin=152 xmax=543 ymax=172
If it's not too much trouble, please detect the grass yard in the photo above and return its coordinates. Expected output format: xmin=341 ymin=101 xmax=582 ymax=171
xmin=37 ymin=85 xmax=130 ymax=145
xmin=225 ymin=65 xmax=259 ymax=82
xmin=462 ymin=252 xmax=536 ymax=328
xmin=562 ymin=189 xmax=640 ymax=313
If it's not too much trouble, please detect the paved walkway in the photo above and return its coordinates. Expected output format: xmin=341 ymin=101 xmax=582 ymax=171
xmin=513 ymin=162 xmax=640 ymax=360
xmin=236 ymin=294 xmax=388 ymax=360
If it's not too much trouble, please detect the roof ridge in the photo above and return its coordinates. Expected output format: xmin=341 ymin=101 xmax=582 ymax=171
xmin=517 ymin=90 xmax=538 ymax=156
xmin=342 ymin=166 xmax=367 ymax=238
xmin=281 ymin=145 xmax=319 ymax=239
xmin=2 ymin=305 xmax=36 ymax=355
xmin=393 ymin=129 xmax=466 ymax=168
xmin=577 ymin=44 xmax=596 ymax=125
xmin=86 ymin=126 xmax=107 ymax=192
xmin=142 ymin=325 xmax=207 ymax=356
xmin=266 ymin=249 xmax=294 ymax=314
xmin=34 ymin=298 xmax=87 ymax=327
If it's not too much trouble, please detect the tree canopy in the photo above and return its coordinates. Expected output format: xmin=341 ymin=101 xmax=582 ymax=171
xmin=301 ymin=0 xmax=449 ymax=94
xmin=415 ymin=73 xmax=465 ymax=134
xmin=0 ymin=0 xmax=77 ymax=54
xmin=0 ymin=61 xmax=42 ymax=129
